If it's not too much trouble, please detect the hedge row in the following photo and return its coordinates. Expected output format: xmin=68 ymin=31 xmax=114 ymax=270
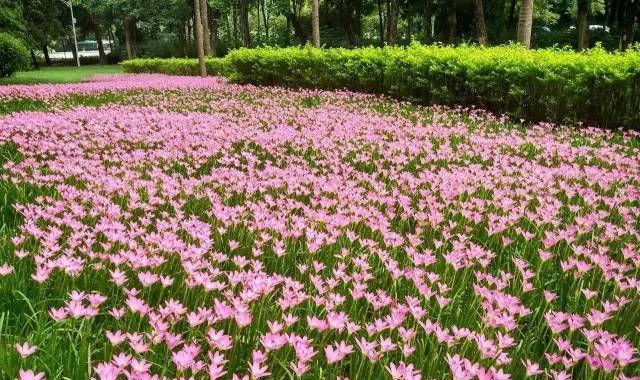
xmin=122 ymin=57 xmax=232 ymax=77
xmin=123 ymin=44 xmax=640 ymax=128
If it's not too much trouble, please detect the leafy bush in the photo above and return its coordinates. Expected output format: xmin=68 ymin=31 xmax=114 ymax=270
xmin=226 ymin=46 xmax=387 ymax=92
xmin=0 ymin=33 xmax=30 ymax=77
xmin=123 ymin=44 xmax=640 ymax=128
xmin=122 ymin=57 xmax=232 ymax=77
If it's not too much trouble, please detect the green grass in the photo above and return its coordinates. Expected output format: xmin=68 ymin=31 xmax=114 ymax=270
xmin=0 ymin=65 xmax=123 ymax=85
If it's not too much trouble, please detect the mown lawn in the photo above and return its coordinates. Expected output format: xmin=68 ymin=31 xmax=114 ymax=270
xmin=0 ymin=65 xmax=123 ymax=85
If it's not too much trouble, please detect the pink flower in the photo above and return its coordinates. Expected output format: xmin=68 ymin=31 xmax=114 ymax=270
xmin=0 ymin=263 xmax=14 ymax=276
xmin=550 ymin=370 xmax=571 ymax=380
xmin=325 ymin=341 xmax=354 ymax=364
xmin=248 ymin=361 xmax=270 ymax=379
xmin=111 ymin=353 xmax=131 ymax=368
xmin=94 ymin=362 xmax=120 ymax=380
xmin=208 ymin=351 xmax=227 ymax=380
xmin=207 ymin=328 xmax=233 ymax=351
xmin=523 ymin=359 xmax=542 ymax=377
xmin=16 ymin=343 xmax=38 ymax=358
xmin=581 ymin=288 xmax=598 ymax=299
xmin=172 ymin=343 xmax=201 ymax=371
xmin=291 ymin=360 xmax=310 ymax=377
xmin=386 ymin=361 xmax=422 ymax=380
xmin=105 ymin=330 xmax=126 ymax=345
xmin=260 ymin=332 xmax=287 ymax=351
xmin=16 ymin=370 xmax=45 ymax=380
xmin=544 ymin=290 xmax=557 ymax=303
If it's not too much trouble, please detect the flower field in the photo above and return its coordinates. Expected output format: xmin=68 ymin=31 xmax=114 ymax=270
xmin=0 ymin=74 xmax=639 ymax=380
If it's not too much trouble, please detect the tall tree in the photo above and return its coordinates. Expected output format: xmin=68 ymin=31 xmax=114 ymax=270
xmin=232 ymin=2 xmax=239 ymax=47
xmin=344 ymin=0 xmax=362 ymax=47
xmin=259 ymin=0 xmax=269 ymax=40
xmin=22 ymin=0 xmax=62 ymax=66
xmin=377 ymin=0 xmax=384 ymax=45
xmin=200 ymin=0 xmax=212 ymax=55
xmin=386 ymin=0 xmax=399 ymax=45
xmin=210 ymin=6 xmax=220 ymax=55
xmin=194 ymin=0 xmax=207 ymax=76
xmin=239 ymin=0 xmax=251 ymax=47
xmin=284 ymin=0 xmax=307 ymax=44
xmin=508 ymin=0 xmax=518 ymax=29
xmin=422 ymin=0 xmax=433 ymax=43
xmin=517 ymin=0 xmax=534 ymax=47
xmin=447 ymin=0 xmax=457 ymax=43
xmin=78 ymin=0 xmax=109 ymax=64
xmin=576 ymin=0 xmax=589 ymax=50
xmin=95 ymin=24 xmax=107 ymax=63
xmin=619 ymin=0 xmax=637 ymax=50
xmin=311 ymin=0 xmax=320 ymax=47
xmin=123 ymin=15 xmax=136 ymax=58
xmin=474 ymin=0 xmax=488 ymax=45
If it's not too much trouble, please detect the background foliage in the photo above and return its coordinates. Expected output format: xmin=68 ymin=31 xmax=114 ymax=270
xmin=0 ymin=0 xmax=638 ymax=67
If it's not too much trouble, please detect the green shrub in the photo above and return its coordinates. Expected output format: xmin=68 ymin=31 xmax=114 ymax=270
xmin=122 ymin=57 xmax=232 ymax=77
xmin=123 ymin=44 xmax=640 ymax=128
xmin=0 ymin=33 xmax=30 ymax=77
xmin=225 ymin=46 xmax=388 ymax=92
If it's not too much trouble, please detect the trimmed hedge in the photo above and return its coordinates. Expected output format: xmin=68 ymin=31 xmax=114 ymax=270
xmin=122 ymin=44 xmax=640 ymax=128
xmin=0 ymin=33 xmax=30 ymax=77
xmin=122 ymin=57 xmax=232 ymax=77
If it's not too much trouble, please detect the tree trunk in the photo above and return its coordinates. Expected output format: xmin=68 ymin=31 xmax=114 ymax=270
xmin=576 ymin=0 xmax=589 ymax=51
xmin=287 ymin=12 xmax=308 ymax=43
xmin=179 ymin=20 xmax=187 ymax=57
xmin=346 ymin=12 xmax=357 ymax=47
xmin=30 ymin=49 xmax=39 ymax=69
xmin=232 ymin=4 xmax=239 ymax=48
xmin=508 ymin=0 xmax=517 ymax=29
xmin=474 ymin=0 xmax=488 ymax=45
xmin=606 ymin=0 xmax=616 ymax=27
xmin=516 ymin=0 xmax=534 ymax=48
xmin=194 ymin=0 xmax=207 ymax=76
xmin=377 ymin=0 xmax=385 ymax=46
xmin=210 ymin=7 xmax=220 ymax=56
xmin=240 ymin=0 xmax=251 ymax=47
xmin=200 ymin=0 xmax=212 ymax=55
xmin=108 ymin=24 xmax=116 ymax=50
xmin=619 ymin=0 xmax=637 ymax=51
xmin=261 ymin=0 xmax=269 ymax=39
xmin=386 ymin=0 xmax=399 ymax=45
xmin=422 ymin=0 xmax=433 ymax=43
xmin=447 ymin=0 xmax=457 ymax=43
xmin=124 ymin=17 xmax=136 ymax=59
xmin=345 ymin=0 xmax=361 ymax=47
xmin=42 ymin=45 xmax=51 ymax=66
xmin=95 ymin=25 xmax=107 ymax=64
xmin=311 ymin=0 xmax=320 ymax=47
xmin=70 ymin=36 xmax=78 ymax=62
xmin=355 ymin=0 xmax=363 ymax=43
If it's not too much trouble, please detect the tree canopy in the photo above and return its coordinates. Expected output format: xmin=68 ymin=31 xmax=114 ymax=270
xmin=1 ymin=0 xmax=638 ymax=66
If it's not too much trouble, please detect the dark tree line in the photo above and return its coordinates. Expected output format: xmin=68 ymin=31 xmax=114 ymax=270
xmin=1 ymin=0 xmax=638 ymax=68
